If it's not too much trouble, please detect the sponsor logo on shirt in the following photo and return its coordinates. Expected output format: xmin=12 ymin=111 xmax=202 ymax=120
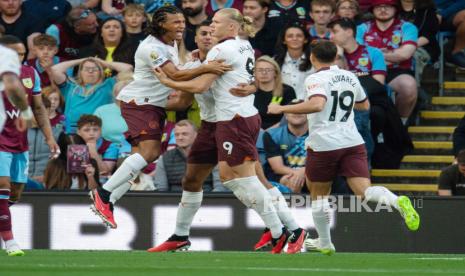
xmin=268 ymin=10 xmax=281 ymax=18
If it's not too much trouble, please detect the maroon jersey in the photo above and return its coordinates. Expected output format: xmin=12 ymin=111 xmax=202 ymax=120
xmin=0 ymin=66 xmax=41 ymax=153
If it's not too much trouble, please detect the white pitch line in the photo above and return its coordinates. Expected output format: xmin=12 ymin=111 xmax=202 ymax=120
xmin=410 ymin=257 xmax=465 ymax=261
xmin=2 ymin=263 xmax=465 ymax=274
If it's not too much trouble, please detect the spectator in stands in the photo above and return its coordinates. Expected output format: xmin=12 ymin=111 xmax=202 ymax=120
xmin=0 ymin=0 xmax=45 ymax=54
xmin=253 ymin=55 xmax=296 ymax=129
xmin=274 ymin=22 xmax=312 ymax=100
xmin=243 ymin=0 xmax=278 ymax=57
xmin=336 ymin=0 xmax=361 ymax=23
xmin=80 ymin=17 xmax=137 ymax=71
xmin=182 ymin=0 xmax=209 ymax=51
xmin=67 ymin=0 xmax=100 ymax=9
xmin=43 ymin=133 xmax=99 ymax=190
xmin=266 ymin=0 xmax=311 ymax=38
xmin=46 ymin=6 xmax=98 ymax=60
xmin=153 ymin=120 xmax=224 ymax=192
xmin=263 ymin=99 xmax=308 ymax=193
xmin=131 ymin=0 xmax=175 ymax=13
xmin=453 ymin=115 xmax=465 ymax=157
xmin=308 ymin=0 xmax=335 ymax=41
xmin=26 ymin=34 xmax=69 ymax=89
xmin=330 ymin=18 xmax=413 ymax=169
xmin=357 ymin=0 xmax=418 ymax=125
xmin=100 ymin=0 xmax=127 ymax=19
xmin=23 ymin=0 xmax=71 ymax=28
xmin=435 ymin=0 xmax=465 ymax=68
xmin=76 ymin=115 xmax=118 ymax=176
xmin=438 ymin=149 xmax=465 ymax=196
xmin=28 ymin=86 xmax=65 ymax=184
xmin=205 ymin=0 xmax=243 ymax=17
xmin=94 ymin=79 xmax=130 ymax=146
xmin=399 ymin=0 xmax=439 ymax=83
xmin=50 ymin=57 xmax=133 ymax=133
xmin=123 ymin=4 xmax=147 ymax=46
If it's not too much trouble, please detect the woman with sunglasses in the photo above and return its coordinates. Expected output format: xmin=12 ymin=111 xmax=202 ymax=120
xmin=50 ymin=57 xmax=133 ymax=134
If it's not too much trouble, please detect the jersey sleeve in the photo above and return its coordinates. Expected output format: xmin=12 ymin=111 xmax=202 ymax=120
xmin=0 ymin=48 xmax=20 ymax=77
xmin=401 ymin=22 xmax=418 ymax=47
xmin=368 ymin=47 xmax=387 ymax=76
xmin=263 ymin=131 xmax=281 ymax=159
xmin=356 ymin=23 xmax=368 ymax=45
xmin=142 ymin=43 xmax=171 ymax=69
xmin=32 ymin=68 xmax=42 ymax=95
xmin=304 ymin=75 xmax=328 ymax=100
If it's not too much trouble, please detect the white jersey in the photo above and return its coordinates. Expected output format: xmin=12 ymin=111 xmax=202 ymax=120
xmin=206 ymin=37 xmax=257 ymax=121
xmin=181 ymin=60 xmax=216 ymax=122
xmin=117 ymin=35 xmax=179 ymax=107
xmin=304 ymin=65 xmax=366 ymax=151
xmin=0 ymin=46 xmax=21 ymax=131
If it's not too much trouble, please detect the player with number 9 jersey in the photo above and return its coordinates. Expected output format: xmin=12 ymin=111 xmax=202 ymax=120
xmin=304 ymin=65 xmax=366 ymax=152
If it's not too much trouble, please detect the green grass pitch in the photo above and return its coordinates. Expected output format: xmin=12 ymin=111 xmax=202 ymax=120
xmin=1 ymin=250 xmax=465 ymax=276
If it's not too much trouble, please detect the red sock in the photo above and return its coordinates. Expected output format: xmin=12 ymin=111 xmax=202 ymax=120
xmin=0 ymin=189 xmax=13 ymax=242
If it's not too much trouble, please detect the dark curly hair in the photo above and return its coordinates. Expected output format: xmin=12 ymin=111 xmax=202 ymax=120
xmin=147 ymin=5 xmax=183 ymax=37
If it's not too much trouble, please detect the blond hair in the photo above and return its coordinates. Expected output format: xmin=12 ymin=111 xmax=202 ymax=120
xmin=217 ymin=8 xmax=256 ymax=38
xmin=255 ymin=55 xmax=283 ymax=98
xmin=75 ymin=58 xmax=104 ymax=95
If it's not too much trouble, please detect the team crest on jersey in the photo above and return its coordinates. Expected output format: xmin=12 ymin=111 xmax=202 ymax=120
xmin=21 ymin=78 xmax=33 ymax=89
xmin=365 ymin=35 xmax=374 ymax=43
xmin=392 ymin=34 xmax=401 ymax=45
xmin=296 ymin=7 xmax=306 ymax=17
xmin=150 ymin=51 xmax=159 ymax=60
xmin=358 ymin=58 xmax=369 ymax=67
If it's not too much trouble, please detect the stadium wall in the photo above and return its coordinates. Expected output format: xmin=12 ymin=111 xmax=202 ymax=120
xmin=3 ymin=192 xmax=464 ymax=253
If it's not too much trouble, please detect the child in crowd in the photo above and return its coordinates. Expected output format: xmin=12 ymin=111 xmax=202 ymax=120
xmin=76 ymin=115 xmax=119 ymax=179
xmin=308 ymin=0 xmax=336 ymax=41
xmin=28 ymin=86 xmax=66 ymax=185
xmin=123 ymin=4 xmax=147 ymax=45
xmin=26 ymin=34 xmax=70 ymax=88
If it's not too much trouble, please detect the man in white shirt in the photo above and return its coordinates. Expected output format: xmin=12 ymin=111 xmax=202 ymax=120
xmin=154 ymin=8 xmax=302 ymax=254
xmin=268 ymin=40 xmax=420 ymax=256
xmin=90 ymin=6 xmax=231 ymax=229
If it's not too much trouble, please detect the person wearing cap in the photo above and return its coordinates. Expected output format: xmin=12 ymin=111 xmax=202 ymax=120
xmin=438 ymin=149 xmax=465 ymax=196
xmin=356 ymin=0 xmax=418 ymax=125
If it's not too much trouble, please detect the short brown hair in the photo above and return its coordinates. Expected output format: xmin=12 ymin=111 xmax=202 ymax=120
xmin=244 ymin=0 xmax=271 ymax=8
xmin=122 ymin=3 xmax=145 ymax=16
xmin=311 ymin=0 xmax=336 ymax=12
xmin=33 ymin=34 xmax=57 ymax=47
xmin=77 ymin=114 xmax=102 ymax=129
xmin=311 ymin=40 xmax=337 ymax=63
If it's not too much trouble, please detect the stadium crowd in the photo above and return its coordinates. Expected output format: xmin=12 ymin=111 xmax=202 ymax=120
xmin=0 ymin=0 xmax=464 ymax=196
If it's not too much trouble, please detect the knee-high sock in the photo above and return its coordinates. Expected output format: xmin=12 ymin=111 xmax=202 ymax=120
xmin=174 ymin=191 xmax=203 ymax=236
xmin=103 ymin=153 xmax=147 ymax=193
xmin=312 ymin=198 xmax=332 ymax=248
xmin=268 ymin=187 xmax=299 ymax=231
xmin=109 ymin=182 xmax=132 ymax=204
xmin=364 ymin=186 xmax=399 ymax=210
xmin=0 ymin=189 xmax=13 ymax=242
xmin=224 ymin=176 xmax=283 ymax=239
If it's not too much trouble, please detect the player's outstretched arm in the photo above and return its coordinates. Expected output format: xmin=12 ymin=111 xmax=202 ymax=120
xmin=32 ymin=94 xmax=60 ymax=159
xmin=2 ymin=73 xmax=31 ymax=117
xmin=354 ymin=98 xmax=370 ymax=111
xmin=154 ymin=67 xmax=218 ymax=94
xmin=160 ymin=60 xmax=232 ymax=81
xmin=268 ymin=96 xmax=326 ymax=115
